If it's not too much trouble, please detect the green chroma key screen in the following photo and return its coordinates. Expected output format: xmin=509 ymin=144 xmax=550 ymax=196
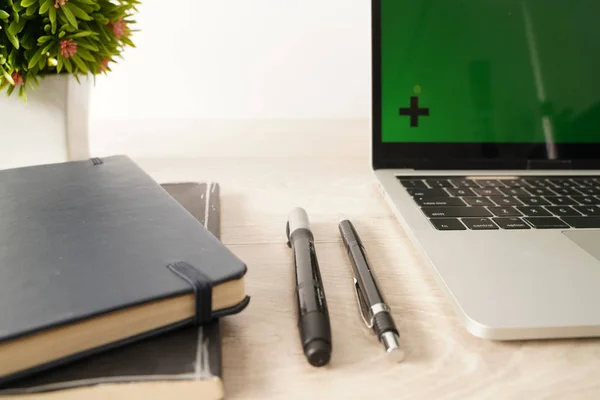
xmin=380 ymin=0 xmax=600 ymax=143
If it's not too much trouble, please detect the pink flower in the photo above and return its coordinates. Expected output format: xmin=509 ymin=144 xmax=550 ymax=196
xmin=54 ymin=0 xmax=67 ymax=8
xmin=109 ymin=18 xmax=127 ymax=39
xmin=11 ymin=72 xmax=23 ymax=86
xmin=60 ymin=39 xmax=77 ymax=58
xmin=98 ymin=59 xmax=110 ymax=72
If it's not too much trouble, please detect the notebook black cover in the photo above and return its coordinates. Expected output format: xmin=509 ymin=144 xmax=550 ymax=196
xmin=0 ymin=156 xmax=248 ymax=385
xmin=0 ymin=183 xmax=224 ymax=397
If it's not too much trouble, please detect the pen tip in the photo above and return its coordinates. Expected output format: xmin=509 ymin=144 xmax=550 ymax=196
xmin=338 ymin=213 xmax=348 ymax=223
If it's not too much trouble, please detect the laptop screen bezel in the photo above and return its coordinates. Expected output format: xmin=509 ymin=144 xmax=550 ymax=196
xmin=371 ymin=0 xmax=600 ymax=170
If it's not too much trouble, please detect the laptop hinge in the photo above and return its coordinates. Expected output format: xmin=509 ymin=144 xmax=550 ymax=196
xmin=526 ymin=160 xmax=572 ymax=170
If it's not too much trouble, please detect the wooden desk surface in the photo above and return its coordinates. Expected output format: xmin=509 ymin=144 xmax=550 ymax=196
xmin=138 ymin=156 xmax=600 ymax=400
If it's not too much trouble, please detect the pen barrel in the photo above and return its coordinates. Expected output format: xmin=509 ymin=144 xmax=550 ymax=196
xmin=291 ymin=234 xmax=328 ymax=315
xmin=338 ymin=220 xmax=362 ymax=251
xmin=298 ymin=311 xmax=332 ymax=367
xmin=373 ymin=311 xmax=398 ymax=339
xmin=289 ymin=229 xmax=332 ymax=367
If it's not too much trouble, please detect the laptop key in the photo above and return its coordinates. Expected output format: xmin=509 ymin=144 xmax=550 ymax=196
xmin=449 ymin=179 xmax=478 ymax=188
xmin=545 ymin=196 xmax=578 ymax=206
xmin=522 ymin=178 xmax=552 ymax=187
xmin=571 ymin=196 xmax=600 ymax=205
xmin=575 ymin=187 xmax=600 ymax=195
xmin=424 ymin=179 xmax=454 ymax=188
xmin=571 ymin=178 xmax=600 ymax=187
xmin=473 ymin=187 xmax=504 ymax=196
xmin=503 ymin=180 xmax=527 ymax=188
xmin=516 ymin=196 xmax=551 ymax=206
xmin=561 ymin=217 xmax=600 ymax=229
xmin=488 ymin=207 xmax=522 ymax=217
xmin=415 ymin=197 xmax=466 ymax=207
xmin=545 ymin=206 xmax=582 ymax=217
xmin=551 ymin=187 xmax=586 ymax=196
xmin=399 ymin=179 xmax=427 ymax=189
xmin=476 ymin=180 xmax=505 ymax=187
xmin=429 ymin=218 xmax=466 ymax=231
xmin=462 ymin=197 xmax=496 ymax=206
xmin=573 ymin=206 xmax=600 ymax=216
xmin=422 ymin=207 xmax=492 ymax=218
xmin=499 ymin=188 xmax=529 ymax=196
xmin=446 ymin=187 xmax=476 ymax=197
xmin=493 ymin=217 xmax=530 ymax=229
xmin=525 ymin=187 xmax=557 ymax=196
xmin=547 ymin=178 xmax=576 ymax=188
xmin=524 ymin=217 xmax=569 ymax=229
xmin=462 ymin=218 xmax=499 ymax=230
xmin=407 ymin=188 xmax=448 ymax=197
xmin=516 ymin=206 xmax=552 ymax=217
xmin=489 ymin=196 xmax=523 ymax=206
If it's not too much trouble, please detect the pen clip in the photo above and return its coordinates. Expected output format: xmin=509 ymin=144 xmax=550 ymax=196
xmin=353 ymin=278 xmax=373 ymax=329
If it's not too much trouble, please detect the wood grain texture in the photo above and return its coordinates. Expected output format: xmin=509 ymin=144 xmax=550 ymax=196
xmin=134 ymin=156 xmax=600 ymax=400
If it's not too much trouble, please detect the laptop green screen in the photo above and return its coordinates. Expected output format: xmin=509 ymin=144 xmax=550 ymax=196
xmin=380 ymin=0 xmax=600 ymax=144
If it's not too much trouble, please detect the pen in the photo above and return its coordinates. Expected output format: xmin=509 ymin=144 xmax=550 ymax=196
xmin=338 ymin=215 xmax=404 ymax=362
xmin=286 ymin=207 xmax=332 ymax=367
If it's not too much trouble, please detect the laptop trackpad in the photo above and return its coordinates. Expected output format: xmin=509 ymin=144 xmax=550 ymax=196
xmin=563 ymin=230 xmax=600 ymax=261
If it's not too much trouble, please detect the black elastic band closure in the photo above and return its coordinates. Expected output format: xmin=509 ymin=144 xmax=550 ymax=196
xmin=166 ymin=261 xmax=212 ymax=325
xmin=91 ymin=157 xmax=103 ymax=165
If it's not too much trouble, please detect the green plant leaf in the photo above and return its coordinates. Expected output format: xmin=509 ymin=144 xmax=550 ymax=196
xmin=19 ymin=84 xmax=27 ymax=102
xmin=121 ymin=36 xmax=135 ymax=47
xmin=6 ymin=84 xmax=15 ymax=97
xmin=0 ymin=10 xmax=9 ymax=20
xmin=76 ymin=48 xmax=94 ymax=62
xmin=64 ymin=57 xmax=73 ymax=73
xmin=37 ymin=35 xmax=52 ymax=44
xmin=20 ymin=32 xmax=36 ymax=50
xmin=8 ymin=48 xmax=17 ymax=65
xmin=48 ymin=6 xmax=57 ymax=33
xmin=57 ymin=56 xmax=63 ymax=73
xmin=38 ymin=54 xmax=46 ymax=69
xmin=69 ymin=31 xmax=93 ymax=38
xmin=39 ymin=0 xmax=53 ymax=14
xmin=40 ymin=40 xmax=54 ymax=55
xmin=20 ymin=0 xmax=37 ymax=8
xmin=66 ymin=3 xmax=91 ymax=21
xmin=5 ymin=30 xmax=19 ymax=49
xmin=78 ymin=41 xmax=98 ymax=51
xmin=71 ymin=54 xmax=88 ymax=73
xmin=8 ymin=18 xmax=26 ymax=35
xmin=28 ymin=46 xmax=46 ymax=69
xmin=0 ymin=65 xmax=14 ymax=85
xmin=26 ymin=4 xmax=37 ymax=16
xmin=61 ymin=6 xmax=78 ymax=28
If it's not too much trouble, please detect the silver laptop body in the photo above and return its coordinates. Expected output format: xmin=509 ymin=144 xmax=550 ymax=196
xmin=371 ymin=0 xmax=600 ymax=340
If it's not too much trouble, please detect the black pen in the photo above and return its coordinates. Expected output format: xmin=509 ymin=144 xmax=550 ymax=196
xmin=338 ymin=215 xmax=404 ymax=362
xmin=286 ymin=207 xmax=332 ymax=367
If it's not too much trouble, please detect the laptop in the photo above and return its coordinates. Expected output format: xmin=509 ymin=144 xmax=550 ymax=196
xmin=371 ymin=0 xmax=600 ymax=340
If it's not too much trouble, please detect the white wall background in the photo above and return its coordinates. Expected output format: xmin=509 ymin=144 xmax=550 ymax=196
xmin=89 ymin=0 xmax=372 ymax=158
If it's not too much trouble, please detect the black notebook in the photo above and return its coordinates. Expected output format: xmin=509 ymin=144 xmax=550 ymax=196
xmin=0 ymin=157 xmax=249 ymax=386
xmin=0 ymin=183 xmax=226 ymax=399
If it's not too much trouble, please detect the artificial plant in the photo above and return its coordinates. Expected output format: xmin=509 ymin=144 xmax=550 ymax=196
xmin=0 ymin=0 xmax=139 ymax=101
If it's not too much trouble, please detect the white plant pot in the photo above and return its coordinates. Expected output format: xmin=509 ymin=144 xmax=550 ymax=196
xmin=0 ymin=74 xmax=91 ymax=171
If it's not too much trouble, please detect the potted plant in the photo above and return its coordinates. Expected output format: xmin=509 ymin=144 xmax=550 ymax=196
xmin=0 ymin=0 xmax=138 ymax=170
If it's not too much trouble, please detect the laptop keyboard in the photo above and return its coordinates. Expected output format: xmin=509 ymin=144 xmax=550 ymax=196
xmin=398 ymin=176 xmax=600 ymax=230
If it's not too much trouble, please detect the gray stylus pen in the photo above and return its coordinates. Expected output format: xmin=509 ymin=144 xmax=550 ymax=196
xmin=286 ymin=207 xmax=332 ymax=367
xmin=338 ymin=215 xmax=404 ymax=362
